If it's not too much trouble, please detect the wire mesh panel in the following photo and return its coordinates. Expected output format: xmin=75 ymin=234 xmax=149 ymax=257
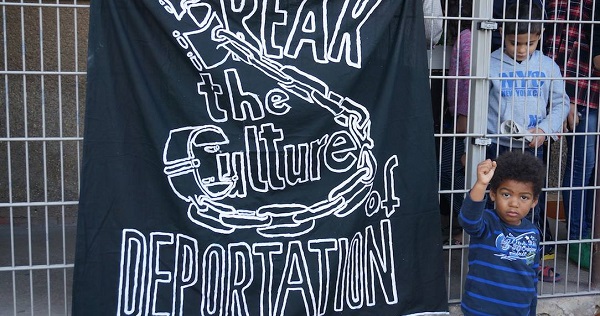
xmin=0 ymin=1 xmax=89 ymax=315
xmin=428 ymin=0 xmax=600 ymax=304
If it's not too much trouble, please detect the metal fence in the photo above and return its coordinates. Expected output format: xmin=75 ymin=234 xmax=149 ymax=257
xmin=0 ymin=0 xmax=598 ymax=315
xmin=0 ymin=1 xmax=88 ymax=315
xmin=430 ymin=0 xmax=600 ymax=304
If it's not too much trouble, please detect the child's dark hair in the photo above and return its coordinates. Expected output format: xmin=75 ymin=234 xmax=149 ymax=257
xmin=489 ymin=151 xmax=545 ymax=198
xmin=446 ymin=0 xmax=473 ymax=41
xmin=503 ymin=2 xmax=543 ymax=35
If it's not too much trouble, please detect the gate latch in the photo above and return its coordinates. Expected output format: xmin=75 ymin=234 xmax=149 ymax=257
xmin=478 ymin=21 xmax=498 ymax=30
xmin=472 ymin=137 xmax=492 ymax=146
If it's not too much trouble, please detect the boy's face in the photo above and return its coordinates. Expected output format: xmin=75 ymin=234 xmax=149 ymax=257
xmin=503 ymin=32 xmax=541 ymax=62
xmin=489 ymin=179 xmax=538 ymax=226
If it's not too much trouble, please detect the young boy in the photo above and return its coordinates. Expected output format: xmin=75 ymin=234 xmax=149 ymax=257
xmin=459 ymin=151 xmax=545 ymax=316
xmin=488 ymin=2 xmax=569 ymax=153
xmin=487 ymin=1 xmax=568 ymax=278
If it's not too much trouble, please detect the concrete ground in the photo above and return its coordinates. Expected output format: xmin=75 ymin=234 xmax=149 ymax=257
xmin=0 ymin=223 xmax=76 ymax=316
xmin=450 ymin=296 xmax=600 ymax=315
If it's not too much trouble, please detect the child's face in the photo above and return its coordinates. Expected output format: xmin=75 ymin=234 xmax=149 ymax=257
xmin=489 ymin=179 xmax=538 ymax=226
xmin=503 ymin=32 xmax=541 ymax=62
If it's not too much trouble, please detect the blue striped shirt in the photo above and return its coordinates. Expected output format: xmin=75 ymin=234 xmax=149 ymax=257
xmin=459 ymin=195 xmax=540 ymax=316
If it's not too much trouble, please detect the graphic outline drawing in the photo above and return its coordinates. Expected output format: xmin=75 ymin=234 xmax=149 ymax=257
xmin=160 ymin=0 xmax=396 ymax=237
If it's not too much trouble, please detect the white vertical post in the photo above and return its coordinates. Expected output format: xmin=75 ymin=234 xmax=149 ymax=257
xmin=466 ymin=1 xmax=494 ymax=187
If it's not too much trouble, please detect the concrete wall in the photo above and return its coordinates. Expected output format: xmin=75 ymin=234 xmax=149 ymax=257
xmin=0 ymin=2 xmax=89 ymax=224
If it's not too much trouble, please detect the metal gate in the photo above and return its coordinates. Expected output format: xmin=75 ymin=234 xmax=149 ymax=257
xmin=1 ymin=1 xmax=88 ymax=315
xmin=1 ymin=1 xmax=598 ymax=315
xmin=430 ymin=0 xmax=600 ymax=306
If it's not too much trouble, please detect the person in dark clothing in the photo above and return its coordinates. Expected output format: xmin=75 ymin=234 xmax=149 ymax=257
xmin=543 ymin=0 xmax=600 ymax=270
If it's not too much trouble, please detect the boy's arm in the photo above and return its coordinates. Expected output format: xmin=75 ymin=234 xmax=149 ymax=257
xmin=536 ymin=62 xmax=570 ymax=135
xmin=458 ymin=160 xmax=496 ymax=236
xmin=458 ymin=194 xmax=488 ymax=237
xmin=530 ymin=295 xmax=537 ymax=316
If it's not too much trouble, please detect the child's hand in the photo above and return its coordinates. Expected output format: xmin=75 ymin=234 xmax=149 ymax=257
xmin=564 ymin=102 xmax=579 ymax=132
xmin=528 ymin=128 xmax=546 ymax=148
xmin=470 ymin=159 xmax=497 ymax=202
xmin=476 ymin=159 xmax=497 ymax=187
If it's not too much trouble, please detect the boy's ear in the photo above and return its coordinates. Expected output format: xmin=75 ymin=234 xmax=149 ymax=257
xmin=498 ymin=26 xmax=502 ymax=34
xmin=489 ymin=190 xmax=496 ymax=202
xmin=531 ymin=197 xmax=539 ymax=208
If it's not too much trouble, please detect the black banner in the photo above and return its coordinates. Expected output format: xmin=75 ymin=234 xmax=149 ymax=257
xmin=72 ymin=0 xmax=448 ymax=315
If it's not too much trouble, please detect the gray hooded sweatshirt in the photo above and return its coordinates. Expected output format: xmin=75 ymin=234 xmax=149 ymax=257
xmin=488 ymin=49 xmax=570 ymax=148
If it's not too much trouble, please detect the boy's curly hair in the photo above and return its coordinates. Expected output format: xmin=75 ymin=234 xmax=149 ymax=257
xmin=489 ymin=151 xmax=545 ymax=198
